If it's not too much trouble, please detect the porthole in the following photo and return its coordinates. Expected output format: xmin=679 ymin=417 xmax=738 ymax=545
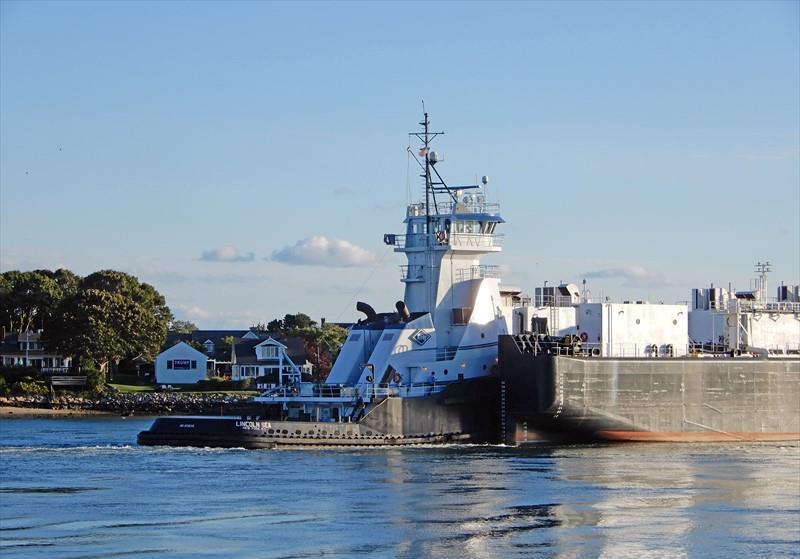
xmin=281 ymin=429 xmax=288 ymax=435
xmin=443 ymin=369 xmax=448 ymax=375
xmin=635 ymin=319 xmax=641 ymax=325
xmin=268 ymin=429 xmax=275 ymax=434
xmin=295 ymin=430 xmax=302 ymax=435
xmin=673 ymin=319 xmax=678 ymax=325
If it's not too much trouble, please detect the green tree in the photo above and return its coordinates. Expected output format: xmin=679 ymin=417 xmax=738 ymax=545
xmin=265 ymin=313 xmax=317 ymax=333
xmin=0 ymin=270 xmax=66 ymax=333
xmin=220 ymin=335 xmax=235 ymax=358
xmin=290 ymin=322 xmax=347 ymax=380
xmin=49 ymin=270 xmax=172 ymax=371
xmin=169 ymin=320 xmax=198 ymax=333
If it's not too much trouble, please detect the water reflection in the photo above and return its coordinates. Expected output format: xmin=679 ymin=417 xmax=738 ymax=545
xmin=0 ymin=419 xmax=798 ymax=559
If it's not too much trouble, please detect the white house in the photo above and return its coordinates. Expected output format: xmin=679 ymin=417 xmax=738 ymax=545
xmin=231 ymin=337 xmax=312 ymax=384
xmin=154 ymin=342 xmax=209 ymax=385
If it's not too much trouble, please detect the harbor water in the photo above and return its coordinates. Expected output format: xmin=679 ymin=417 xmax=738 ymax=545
xmin=0 ymin=418 xmax=798 ymax=558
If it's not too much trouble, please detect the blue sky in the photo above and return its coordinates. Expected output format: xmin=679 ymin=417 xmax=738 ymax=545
xmin=2 ymin=1 xmax=798 ymax=327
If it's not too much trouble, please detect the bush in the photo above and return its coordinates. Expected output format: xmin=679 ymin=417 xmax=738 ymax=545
xmin=194 ymin=377 xmax=254 ymax=392
xmin=11 ymin=380 xmax=49 ymax=396
xmin=80 ymin=368 xmax=105 ymax=394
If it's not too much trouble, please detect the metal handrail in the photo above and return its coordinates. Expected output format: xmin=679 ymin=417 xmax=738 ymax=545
xmin=455 ymin=265 xmax=501 ymax=281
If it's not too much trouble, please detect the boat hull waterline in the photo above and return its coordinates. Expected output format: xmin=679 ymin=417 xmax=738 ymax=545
xmin=138 ymin=377 xmax=500 ymax=448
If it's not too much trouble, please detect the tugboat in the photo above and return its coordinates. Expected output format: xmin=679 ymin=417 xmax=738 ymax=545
xmin=138 ymin=113 xmax=508 ymax=448
xmin=139 ymin=114 xmax=800 ymax=449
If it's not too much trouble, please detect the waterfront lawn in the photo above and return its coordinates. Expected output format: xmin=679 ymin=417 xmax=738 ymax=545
xmin=110 ymin=384 xmax=155 ymax=393
xmin=108 ymin=384 xmax=257 ymax=395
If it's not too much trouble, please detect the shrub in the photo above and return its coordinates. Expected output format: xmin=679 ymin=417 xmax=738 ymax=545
xmin=11 ymin=380 xmax=49 ymax=396
xmin=83 ymin=367 xmax=105 ymax=394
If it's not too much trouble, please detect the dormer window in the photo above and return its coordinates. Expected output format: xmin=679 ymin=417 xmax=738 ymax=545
xmin=260 ymin=345 xmax=278 ymax=359
xmin=203 ymin=341 xmax=215 ymax=353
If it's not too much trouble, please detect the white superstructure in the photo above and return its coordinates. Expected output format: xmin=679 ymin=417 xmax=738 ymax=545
xmin=256 ymin=113 xmax=511 ymax=420
xmin=254 ymin=115 xmax=799 ymax=424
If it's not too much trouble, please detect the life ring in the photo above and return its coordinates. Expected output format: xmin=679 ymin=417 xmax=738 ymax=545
xmin=436 ymin=230 xmax=447 ymax=243
xmin=579 ymin=331 xmax=589 ymax=343
xmin=392 ymin=373 xmax=402 ymax=384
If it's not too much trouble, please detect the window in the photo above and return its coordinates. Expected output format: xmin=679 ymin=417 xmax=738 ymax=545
xmin=167 ymin=360 xmax=173 ymax=369
xmin=191 ymin=360 xmax=197 ymax=369
xmin=349 ymin=334 xmax=362 ymax=342
xmin=261 ymin=346 xmax=277 ymax=358
xmin=203 ymin=341 xmax=215 ymax=353
xmin=452 ymin=307 xmax=473 ymax=325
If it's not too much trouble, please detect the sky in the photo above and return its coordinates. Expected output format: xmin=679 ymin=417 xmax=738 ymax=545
xmin=1 ymin=1 xmax=798 ymax=328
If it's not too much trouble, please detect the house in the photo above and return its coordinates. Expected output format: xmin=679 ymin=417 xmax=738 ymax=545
xmin=0 ymin=331 xmax=72 ymax=373
xmin=231 ymin=336 xmax=313 ymax=384
xmin=154 ymin=342 xmax=209 ymax=385
xmin=162 ymin=329 xmax=260 ymax=377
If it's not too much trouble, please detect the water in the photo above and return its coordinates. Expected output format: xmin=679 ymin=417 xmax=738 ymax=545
xmin=0 ymin=418 xmax=798 ymax=558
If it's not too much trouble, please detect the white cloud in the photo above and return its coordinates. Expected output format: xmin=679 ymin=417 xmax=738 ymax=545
xmin=583 ymin=265 xmax=671 ymax=288
xmin=174 ymin=304 xmax=214 ymax=321
xmin=199 ymin=246 xmax=255 ymax=263
xmin=270 ymin=236 xmax=377 ymax=267
xmin=171 ymin=304 xmax=260 ymax=328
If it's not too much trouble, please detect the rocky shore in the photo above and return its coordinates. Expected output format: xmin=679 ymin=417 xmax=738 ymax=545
xmin=0 ymin=392 xmax=256 ymax=417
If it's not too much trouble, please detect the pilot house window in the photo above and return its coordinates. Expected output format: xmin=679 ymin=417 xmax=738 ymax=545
xmin=452 ymin=307 xmax=473 ymax=325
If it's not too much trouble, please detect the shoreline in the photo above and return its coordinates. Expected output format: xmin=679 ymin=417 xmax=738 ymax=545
xmin=0 ymin=406 xmax=120 ymax=419
xmin=0 ymin=392 xmax=255 ymax=419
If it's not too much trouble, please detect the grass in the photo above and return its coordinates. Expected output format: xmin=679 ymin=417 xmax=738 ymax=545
xmin=108 ymin=384 xmax=257 ymax=395
xmin=109 ymin=384 xmax=155 ymax=393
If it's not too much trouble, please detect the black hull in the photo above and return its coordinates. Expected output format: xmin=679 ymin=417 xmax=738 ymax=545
xmin=138 ymin=377 xmax=500 ymax=448
xmin=498 ymin=336 xmax=800 ymax=443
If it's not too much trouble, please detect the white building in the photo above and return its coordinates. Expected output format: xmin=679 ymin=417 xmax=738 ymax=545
xmin=231 ymin=337 xmax=312 ymax=384
xmin=154 ymin=342 xmax=209 ymax=385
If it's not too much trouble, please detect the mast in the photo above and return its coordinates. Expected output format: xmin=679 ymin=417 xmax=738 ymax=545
xmin=422 ymin=111 xmax=431 ymax=237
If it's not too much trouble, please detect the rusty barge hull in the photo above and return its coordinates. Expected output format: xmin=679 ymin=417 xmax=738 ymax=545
xmin=498 ymin=336 xmax=800 ymax=443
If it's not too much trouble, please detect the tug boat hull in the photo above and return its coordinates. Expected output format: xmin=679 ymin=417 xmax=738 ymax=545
xmin=138 ymin=377 xmax=500 ymax=448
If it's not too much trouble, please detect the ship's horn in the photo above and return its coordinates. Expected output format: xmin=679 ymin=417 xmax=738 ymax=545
xmin=396 ymin=301 xmax=411 ymax=322
xmin=356 ymin=301 xmax=377 ymax=323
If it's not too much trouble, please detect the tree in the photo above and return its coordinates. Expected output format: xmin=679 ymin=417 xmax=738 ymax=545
xmin=291 ymin=322 xmax=348 ymax=380
xmin=265 ymin=313 xmax=317 ymax=333
xmin=49 ymin=270 xmax=172 ymax=371
xmin=169 ymin=320 xmax=198 ymax=333
xmin=0 ymin=270 xmax=65 ymax=333
xmin=220 ymin=335 xmax=235 ymax=358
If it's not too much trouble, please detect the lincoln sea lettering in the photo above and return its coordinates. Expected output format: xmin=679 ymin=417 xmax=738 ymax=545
xmin=236 ymin=421 xmax=272 ymax=430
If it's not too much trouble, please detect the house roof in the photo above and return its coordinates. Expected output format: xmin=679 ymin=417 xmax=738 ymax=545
xmin=0 ymin=331 xmax=57 ymax=357
xmin=162 ymin=329 xmax=255 ymax=361
xmin=157 ymin=341 xmax=209 ymax=360
xmin=232 ymin=334 xmax=307 ymax=365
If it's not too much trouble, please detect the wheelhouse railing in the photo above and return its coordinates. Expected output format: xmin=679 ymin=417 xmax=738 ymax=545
xmin=386 ymin=232 xmax=504 ymax=250
xmin=399 ymin=265 xmax=425 ymax=281
xmin=455 ymin=265 xmax=501 ymax=281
